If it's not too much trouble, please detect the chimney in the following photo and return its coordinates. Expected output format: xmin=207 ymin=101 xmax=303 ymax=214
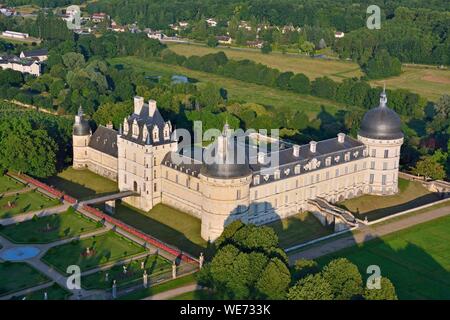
xmin=257 ymin=152 xmax=266 ymax=164
xmin=293 ymin=145 xmax=300 ymax=157
xmin=149 ymin=99 xmax=157 ymax=117
xmin=309 ymin=141 xmax=317 ymax=153
xmin=338 ymin=133 xmax=345 ymax=143
xmin=134 ymin=96 xmax=144 ymax=115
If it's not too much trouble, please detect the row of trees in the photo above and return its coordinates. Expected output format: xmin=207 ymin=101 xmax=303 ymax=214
xmin=0 ymin=102 xmax=72 ymax=178
xmin=161 ymin=50 xmax=425 ymax=118
xmin=197 ymin=221 xmax=397 ymax=300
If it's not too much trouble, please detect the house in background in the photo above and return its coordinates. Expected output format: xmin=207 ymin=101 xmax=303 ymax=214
xmin=20 ymin=48 xmax=48 ymax=62
xmin=335 ymin=31 xmax=345 ymax=38
xmin=216 ymin=35 xmax=232 ymax=44
xmin=2 ymin=30 xmax=29 ymax=39
xmin=0 ymin=55 xmax=41 ymax=76
xmin=206 ymin=18 xmax=217 ymax=27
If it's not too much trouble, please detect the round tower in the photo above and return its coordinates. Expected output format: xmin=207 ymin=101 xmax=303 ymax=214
xmin=358 ymin=87 xmax=403 ymax=195
xmin=72 ymin=106 xmax=91 ymax=169
xmin=199 ymin=124 xmax=252 ymax=241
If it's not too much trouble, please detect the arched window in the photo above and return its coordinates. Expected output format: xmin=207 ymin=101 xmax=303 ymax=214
xmin=133 ymin=181 xmax=138 ymax=192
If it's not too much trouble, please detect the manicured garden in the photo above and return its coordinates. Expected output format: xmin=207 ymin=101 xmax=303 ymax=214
xmin=13 ymin=283 xmax=71 ymax=300
xmin=110 ymin=202 xmax=208 ymax=256
xmin=82 ymin=254 xmax=173 ymax=290
xmin=41 ymin=231 xmax=146 ymax=273
xmin=268 ymin=211 xmax=333 ymax=249
xmin=0 ymin=190 xmax=61 ymax=219
xmin=0 ymin=175 xmax=24 ymax=193
xmin=340 ymin=178 xmax=441 ymax=221
xmin=0 ymin=262 xmax=50 ymax=297
xmin=317 ymin=215 xmax=450 ymax=299
xmin=0 ymin=207 xmax=103 ymax=243
xmin=43 ymin=167 xmax=118 ymax=200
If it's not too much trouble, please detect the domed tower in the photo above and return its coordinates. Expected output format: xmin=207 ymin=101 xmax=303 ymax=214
xmin=199 ymin=124 xmax=252 ymax=241
xmin=72 ymin=106 xmax=91 ymax=169
xmin=358 ymin=87 xmax=403 ymax=195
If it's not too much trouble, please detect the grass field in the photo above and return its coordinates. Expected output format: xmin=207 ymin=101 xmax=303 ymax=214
xmin=340 ymin=178 xmax=441 ymax=221
xmin=370 ymin=65 xmax=450 ymax=101
xmin=109 ymin=202 xmax=208 ymax=257
xmin=82 ymin=254 xmax=172 ymax=290
xmin=267 ymin=211 xmax=333 ymax=249
xmin=0 ymin=175 xmax=25 ymax=193
xmin=168 ymin=42 xmax=363 ymax=82
xmin=43 ymin=167 xmax=119 ymax=200
xmin=42 ymin=231 xmax=146 ymax=273
xmin=13 ymin=283 xmax=71 ymax=300
xmin=317 ymin=214 xmax=450 ymax=299
xmin=0 ymin=190 xmax=61 ymax=219
xmin=119 ymin=273 xmax=197 ymax=300
xmin=0 ymin=208 xmax=102 ymax=244
xmin=168 ymin=43 xmax=449 ymax=101
xmin=109 ymin=56 xmax=356 ymax=119
xmin=0 ymin=262 xmax=49 ymax=297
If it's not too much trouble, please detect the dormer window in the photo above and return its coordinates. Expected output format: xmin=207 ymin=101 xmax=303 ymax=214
xmin=142 ymin=125 xmax=148 ymax=142
xmin=132 ymin=119 xmax=139 ymax=138
xmin=294 ymin=164 xmax=300 ymax=174
xmin=123 ymin=118 xmax=129 ymax=134
xmin=344 ymin=152 xmax=350 ymax=161
xmin=253 ymin=175 xmax=260 ymax=185
xmin=325 ymin=157 xmax=331 ymax=166
xmin=164 ymin=123 xmax=170 ymax=140
xmin=152 ymin=126 xmax=159 ymax=142
xmin=274 ymin=170 xmax=280 ymax=180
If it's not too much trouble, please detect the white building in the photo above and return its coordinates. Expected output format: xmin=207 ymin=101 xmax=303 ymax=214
xmin=206 ymin=18 xmax=217 ymax=27
xmin=0 ymin=55 xmax=41 ymax=76
xmin=335 ymin=31 xmax=345 ymax=38
xmin=73 ymin=89 xmax=403 ymax=241
xmin=2 ymin=30 xmax=29 ymax=39
xmin=20 ymin=48 xmax=48 ymax=62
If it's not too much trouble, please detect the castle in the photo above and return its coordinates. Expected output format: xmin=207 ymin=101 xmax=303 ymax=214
xmin=73 ymin=90 xmax=403 ymax=241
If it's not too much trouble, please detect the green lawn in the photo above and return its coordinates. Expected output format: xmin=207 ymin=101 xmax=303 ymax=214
xmin=109 ymin=56 xmax=357 ymax=120
xmin=168 ymin=42 xmax=363 ymax=82
xmin=0 ymin=175 xmax=25 ymax=193
xmin=109 ymin=202 xmax=208 ymax=257
xmin=12 ymin=283 xmax=72 ymax=300
xmin=317 ymin=214 xmax=450 ymax=299
xmin=0 ymin=262 xmax=50 ymax=297
xmin=41 ymin=231 xmax=146 ymax=273
xmin=119 ymin=273 xmax=197 ymax=300
xmin=171 ymin=289 xmax=219 ymax=300
xmin=43 ymin=167 xmax=119 ymax=200
xmin=340 ymin=178 xmax=441 ymax=221
xmin=268 ymin=211 xmax=333 ymax=249
xmin=0 ymin=208 xmax=103 ymax=244
xmin=0 ymin=190 xmax=61 ymax=219
xmin=82 ymin=254 xmax=172 ymax=290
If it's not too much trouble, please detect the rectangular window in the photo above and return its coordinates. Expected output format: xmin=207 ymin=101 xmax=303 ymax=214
xmin=237 ymin=190 xmax=241 ymax=200
xmin=154 ymin=157 xmax=157 ymax=166
xmin=382 ymin=175 xmax=386 ymax=185
xmin=371 ymin=161 xmax=375 ymax=169
xmin=175 ymin=175 xmax=178 ymax=183
xmin=384 ymin=149 xmax=389 ymax=158
xmin=363 ymin=161 xmax=367 ymax=169
xmin=254 ymin=190 xmax=258 ymax=199
xmin=369 ymin=174 xmax=374 ymax=184
xmin=316 ymin=173 xmax=320 ymax=182
xmin=354 ymin=164 xmax=357 ymax=172
xmin=154 ymin=170 xmax=157 ymax=178
xmin=345 ymin=166 xmax=348 ymax=174
xmin=154 ymin=183 xmax=157 ymax=192
xmin=335 ymin=168 xmax=339 ymax=177
xmin=383 ymin=162 xmax=388 ymax=170
xmin=326 ymin=171 xmax=330 ymax=179
xmin=371 ymin=149 xmax=376 ymax=157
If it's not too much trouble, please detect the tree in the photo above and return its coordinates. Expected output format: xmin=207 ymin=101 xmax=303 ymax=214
xmin=198 ymin=221 xmax=291 ymax=300
xmin=411 ymin=154 xmax=446 ymax=180
xmin=292 ymin=259 xmax=319 ymax=281
xmin=289 ymin=73 xmax=310 ymax=94
xmin=287 ymin=273 xmax=334 ymax=300
xmin=321 ymin=258 xmax=363 ymax=300
xmin=206 ymin=36 xmax=218 ymax=48
xmin=276 ymin=72 xmax=294 ymax=90
xmin=261 ymin=42 xmax=272 ymax=54
xmin=364 ymin=49 xmax=402 ymax=79
xmin=311 ymin=77 xmax=337 ymax=99
xmin=299 ymin=41 xmax=315 ymax=55
xmin=363 ymin=277 xmax=398 ymax=300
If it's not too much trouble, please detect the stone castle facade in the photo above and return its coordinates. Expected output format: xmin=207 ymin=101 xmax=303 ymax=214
xmin=73 ymin=90 xmax=403 ymax=241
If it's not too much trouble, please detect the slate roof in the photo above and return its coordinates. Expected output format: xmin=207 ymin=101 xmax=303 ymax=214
xmin=162 ymin=134 xmax=367 ymax=185
xmin=89 ymin=126 xmax=118 ymax=158
xmin=21 ymin=48 xmax=48 ymax=57
xmin=121 ymin=103 xmax=171 ymax=146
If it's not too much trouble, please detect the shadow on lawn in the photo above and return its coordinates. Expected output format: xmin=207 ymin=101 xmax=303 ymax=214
xmin=315 ymin=231 xmax=450 ymax=300
xmin=42 ymin=175 xmax=117 ymax=201
xmin=339 ymin=193 xmax=442 ymax=221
